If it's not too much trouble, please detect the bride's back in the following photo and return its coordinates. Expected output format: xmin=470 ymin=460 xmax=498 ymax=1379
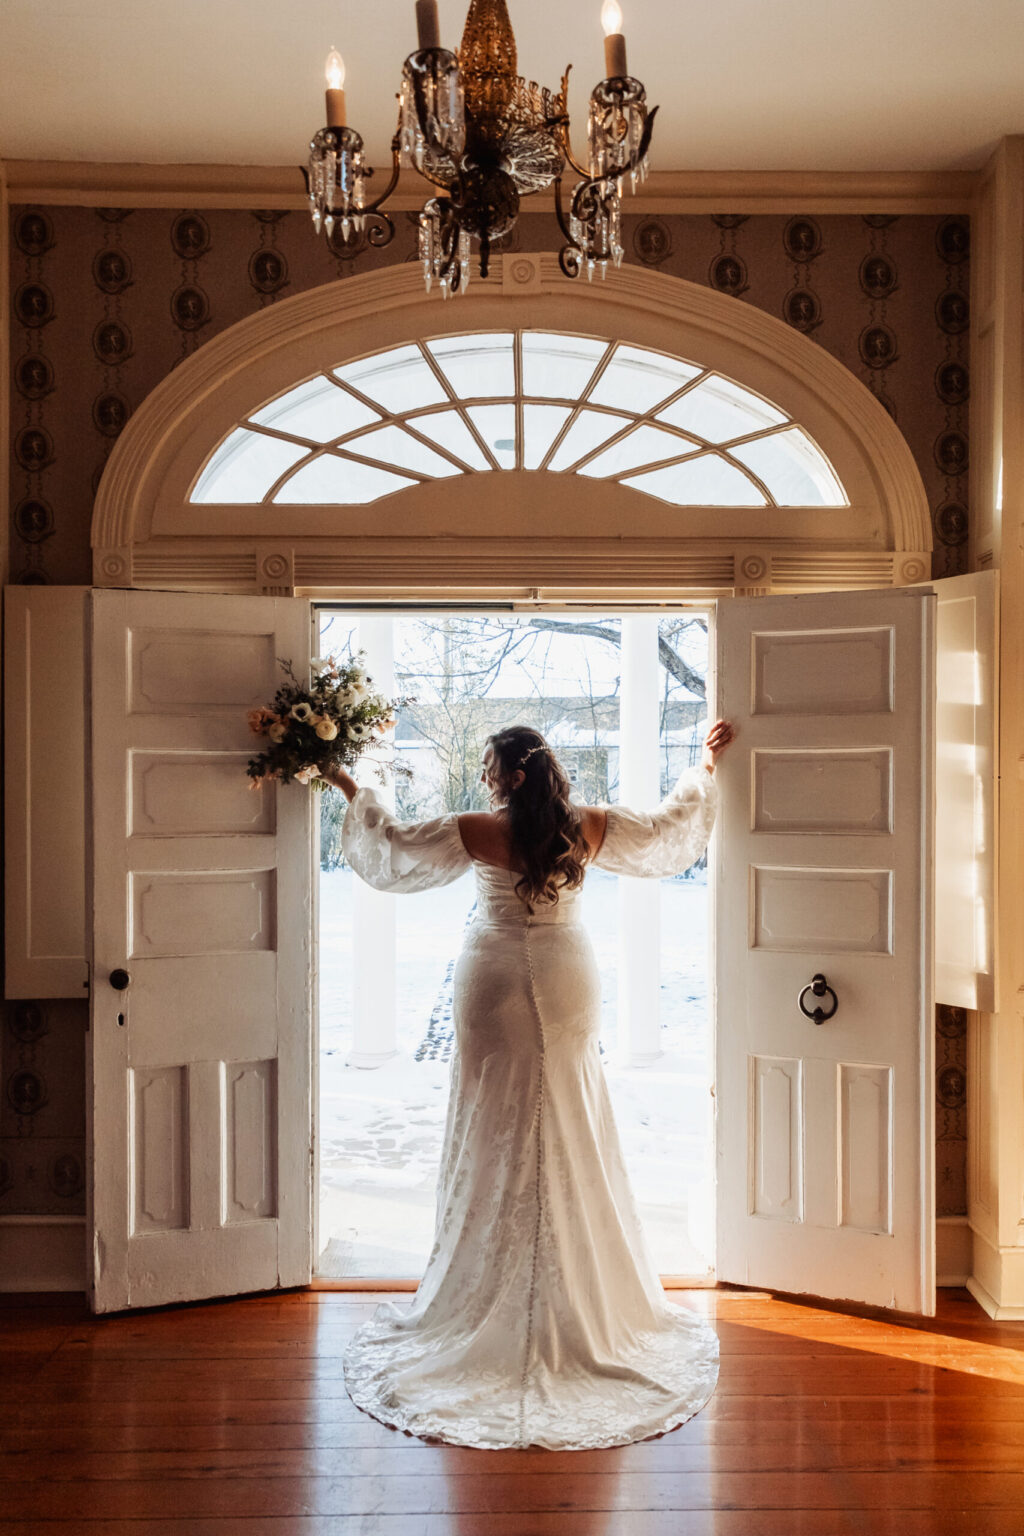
xmin=457 ymin=805 xmax=607 ymax=874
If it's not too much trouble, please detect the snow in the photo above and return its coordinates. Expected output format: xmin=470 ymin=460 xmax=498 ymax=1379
xmin=318 ymin=867 xmax=714 ymax=1279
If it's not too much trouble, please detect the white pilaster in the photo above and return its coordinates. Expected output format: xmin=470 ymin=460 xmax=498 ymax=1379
xmin=349 ymin=616 xmax=398 ymax=1069
xmin=968 ymin=137 xmax=1024 ymax=1313
xmin=618 ymin=615 xmax=663 ymax=1066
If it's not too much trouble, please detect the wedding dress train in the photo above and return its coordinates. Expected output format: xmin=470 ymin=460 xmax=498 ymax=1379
xmin=340 ymin=768 xmax=719 ymax=1450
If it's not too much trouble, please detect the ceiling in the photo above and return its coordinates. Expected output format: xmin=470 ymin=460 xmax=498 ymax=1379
xmin=2 ymin=0 xmax=1021 ymax=173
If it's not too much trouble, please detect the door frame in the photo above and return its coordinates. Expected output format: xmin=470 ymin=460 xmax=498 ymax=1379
xmin=309 ymin=596 xmax=721 ymax=1290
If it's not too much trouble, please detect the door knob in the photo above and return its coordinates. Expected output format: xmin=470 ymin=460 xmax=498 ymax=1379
xmin=798 ymin=972 xmax=838 ymax=1025
xmin=109 ymin=968 xmax=131 ymax=991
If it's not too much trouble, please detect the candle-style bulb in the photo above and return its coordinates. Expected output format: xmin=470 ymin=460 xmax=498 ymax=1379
xmin=325 ymin=47 xmax=345 ymax=90
xmin=601 ymin=0 xmax=624 ymax=37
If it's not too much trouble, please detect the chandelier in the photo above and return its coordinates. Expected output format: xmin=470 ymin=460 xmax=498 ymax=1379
xmin=303 ymin=0 xmax=657 ymax=296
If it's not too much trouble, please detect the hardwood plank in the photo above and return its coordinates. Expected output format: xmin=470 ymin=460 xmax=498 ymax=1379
xmin=5 ymin=1433 xmax=1024 ymax=1480
xmin=6 ymin=1391 xmax=1024 ymax=1433
xmin=5 ymin=1418 xmax=1024 ymax=1459
xmin=5 ymin=1519 xmax=1024 ymax=1536
xmin=6 ymin=1470 xmax=1024 ymax=1520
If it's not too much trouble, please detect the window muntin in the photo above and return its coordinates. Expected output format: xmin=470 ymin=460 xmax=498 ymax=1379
xmin=190 ymin=332 xmax=849 ymax=510
xmin=249 ymin=377 xmax=381 ymax=441
xmin=727 ymin=427 xmax=846 ymax=508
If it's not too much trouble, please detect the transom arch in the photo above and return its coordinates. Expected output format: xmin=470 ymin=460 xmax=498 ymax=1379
xmin=92 ymin=257 xmax=931 ymax=595
xmin=192 ymin=332 xmax=848 ymax=513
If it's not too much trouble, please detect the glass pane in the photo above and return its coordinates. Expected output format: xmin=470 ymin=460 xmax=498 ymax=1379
xmin=191 ymin=428 xmax=308 ymax=503
xmin=523 ymin=404 xmax=572 ymax=469
xmin=335 ymin=344 xmax=450 ymax=412
xmin=728 ymin=427 xmax=847 ymax=506
xmin=427 ymin=333 xmax=515 ymax=399
xmin=657 ymin=375 xmax=788 ymax=443
xmin=588 ymin=345 xmax=702 ymax=413
xmin=548 ymin=408 xmax=632 ymax=472
xmin=625 ymin=454 xmax=767 ymax=505
xmin=521 ymin=332 xmax=607 ymax=399
xmin=578 ymin=423 xmax=698 ymax=478
xmin=349 ymin=425 xmax=464 ymax=478
xmin=249 ymin=377 xmax=381 ymax=441
xmin=466 ymin=404 xmax=516 ymax=467
xmin=413 ymin=408 xmax=492 ymax=471
xmin=274 ymin=454 xmax=415 ymax=504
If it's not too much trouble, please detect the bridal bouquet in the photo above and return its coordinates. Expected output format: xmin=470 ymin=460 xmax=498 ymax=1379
xmin=246 ymin=653 xmax=410 ymax=791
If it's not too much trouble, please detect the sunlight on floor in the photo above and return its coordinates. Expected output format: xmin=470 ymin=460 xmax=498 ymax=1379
xmin=724 ymin=1305 xmax=1024 ymax=1384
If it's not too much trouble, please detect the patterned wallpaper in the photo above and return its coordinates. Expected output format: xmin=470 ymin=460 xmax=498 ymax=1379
xmin=9 ymin=205 xmax=969 ymax=583
xmin=1 ymin=1002 xmax=86 ymax=1216
xmin=3 ymin=204 xmax=970 ymax=1222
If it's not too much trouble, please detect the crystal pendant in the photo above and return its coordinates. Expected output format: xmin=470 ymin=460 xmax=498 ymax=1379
xmin=400 ymin=49 xmax=465 ymax=178
xmin=419 ymin=198 xmax=469 ymax=297
xmin=307 ymin=126 xmax=367 ymax=243
xmin=587 ymin=77 xmax=649 ymax=190
xmin=568 ymin=176 xmax=625 ymax=276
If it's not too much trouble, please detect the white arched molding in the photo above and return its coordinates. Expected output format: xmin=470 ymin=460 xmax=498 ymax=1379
xmin=92 ymin=253 xmax=931 ymax=597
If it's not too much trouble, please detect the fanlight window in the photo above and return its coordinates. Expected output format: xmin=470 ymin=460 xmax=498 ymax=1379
xmin=191 ymin=332 xmax=848 ymax=510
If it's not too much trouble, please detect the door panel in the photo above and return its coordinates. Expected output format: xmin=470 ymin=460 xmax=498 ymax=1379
xmin=90 ymin=590 xmax=312 ymax=1312
xmin=932 ymin=571 xmax=998 ymax=1011
xmin=716 ymin=588 xmax=934 ymax=1314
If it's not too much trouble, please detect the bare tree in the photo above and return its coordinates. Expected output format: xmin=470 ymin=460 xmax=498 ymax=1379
xmin=525 ymin=617 xmax=706 ymax=699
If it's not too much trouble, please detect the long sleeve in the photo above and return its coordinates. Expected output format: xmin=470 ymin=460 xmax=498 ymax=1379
xmin=341 ymin=788 xmax=472 ymax=893
xmin=593 ymin=766 xmax=718 ymax=880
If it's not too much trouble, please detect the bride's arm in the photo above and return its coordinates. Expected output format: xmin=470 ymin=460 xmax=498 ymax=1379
xmin=592 ymin=719 xmax=733 ymax=879
xmin=338 ymin=780 xmax=471 ymax=893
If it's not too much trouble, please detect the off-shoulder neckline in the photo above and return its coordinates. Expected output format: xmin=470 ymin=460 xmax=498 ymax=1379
xmin=453 ymin=808 xmax=608 ymax=870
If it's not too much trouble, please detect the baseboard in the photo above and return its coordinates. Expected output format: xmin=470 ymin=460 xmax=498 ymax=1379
xmin=965 ymin=1225 xmax=1024 ymax=1319
xmin=936 ymin=1214 xmax=971 ymax=1287
xmin=964 ymin=1276 xmax=1024 ymax=1321
xmin=0 ymin=1216 xmax=85 ymax=1291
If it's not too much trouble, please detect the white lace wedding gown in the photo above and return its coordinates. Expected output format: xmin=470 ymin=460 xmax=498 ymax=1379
xmin=340 ymin=767 xmax=719 ymax=1450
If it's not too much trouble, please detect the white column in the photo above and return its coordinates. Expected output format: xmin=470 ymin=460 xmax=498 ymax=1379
xmin=348 ymin=616 xmax=398 ymax=1069
xmin=618 ymin=614 xmax=663 ymax=1066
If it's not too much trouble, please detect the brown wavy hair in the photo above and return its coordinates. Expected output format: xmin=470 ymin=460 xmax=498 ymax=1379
xmin=485 ymin=726 xmax=590 ymax=910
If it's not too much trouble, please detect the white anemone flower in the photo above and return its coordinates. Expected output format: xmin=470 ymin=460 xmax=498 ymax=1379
xmin=290 ymin=701 xmax=314 ymax=722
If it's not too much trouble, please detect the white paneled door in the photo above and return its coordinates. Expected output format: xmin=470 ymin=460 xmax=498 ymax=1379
xmin=89 ymin=591 xmax=313 ymax=1312
xmin=716 ymin=589 xmax=935 ymax=1314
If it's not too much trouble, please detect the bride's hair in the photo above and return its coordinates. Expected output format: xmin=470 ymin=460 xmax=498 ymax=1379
xmin=485 ymin=725 xmax=590 ymax=910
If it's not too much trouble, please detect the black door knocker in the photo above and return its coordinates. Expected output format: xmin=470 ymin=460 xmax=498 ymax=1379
xmin=798 ymin=972 xmax=838 ymax=1025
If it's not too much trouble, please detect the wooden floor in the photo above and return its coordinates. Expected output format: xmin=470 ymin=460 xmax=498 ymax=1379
xmin=2 ymin=1287 xmax=1023 ymax=1535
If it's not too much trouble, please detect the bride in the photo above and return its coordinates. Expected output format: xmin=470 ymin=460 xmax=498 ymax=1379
xmin=323 ymin=717 xmax=734 ymax=1451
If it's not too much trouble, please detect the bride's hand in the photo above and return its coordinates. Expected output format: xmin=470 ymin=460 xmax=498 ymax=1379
xmin=702 ymin=719 xmax=735 ymax=774
xmin=321 ymin=762 xmax=359 ymax=801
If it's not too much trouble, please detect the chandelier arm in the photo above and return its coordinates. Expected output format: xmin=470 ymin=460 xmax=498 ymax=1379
xmin=356 ymin=129 xmax=403 ymax=218
xmin=552 ymin=64 xmax=591 ymax=181
xmin=366 ymin=211 xmax=397 ymax=249
xmin=560 ymin=133 xmax=591 ymax=182
xmin=552 ymin=177 xmax=583 ymax=279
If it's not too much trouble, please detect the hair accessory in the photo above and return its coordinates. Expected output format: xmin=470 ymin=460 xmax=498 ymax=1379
xmin=517 ymin=743 xmax=548 ymax=767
